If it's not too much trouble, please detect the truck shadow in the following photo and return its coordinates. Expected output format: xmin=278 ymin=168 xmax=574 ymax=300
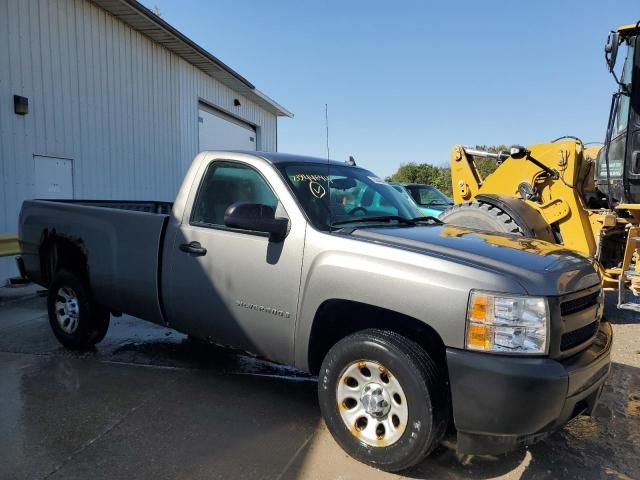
xmin=107 ymin=334 xmax=639 ymax=480
xmin=110 ymin=334 xmax=311 ymax=379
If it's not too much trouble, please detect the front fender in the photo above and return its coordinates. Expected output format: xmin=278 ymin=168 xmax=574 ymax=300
xmin=292 ymin=231 xmax=525 ymax=371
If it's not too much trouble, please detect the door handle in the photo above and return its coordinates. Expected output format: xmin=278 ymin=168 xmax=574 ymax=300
xmin=179 ymin=241 xmax=207 ymax=257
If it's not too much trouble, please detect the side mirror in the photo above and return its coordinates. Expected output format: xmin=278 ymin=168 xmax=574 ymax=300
xmin=224 ymin=202 xmax=289 ymax=241
xmin=605 ymin=31 xmax=620 ymax=73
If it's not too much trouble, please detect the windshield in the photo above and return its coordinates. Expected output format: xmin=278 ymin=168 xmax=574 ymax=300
xmin=406 ymin=185 xmax=452 ymax=206
xmin=601 ymin=38 xmax=635 ymax=178
xmin=279 ymin=163 xmax=423 ymax=230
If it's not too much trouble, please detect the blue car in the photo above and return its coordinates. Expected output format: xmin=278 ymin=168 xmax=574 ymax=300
xmin=389 ymin=183 xmax=453 ymax=218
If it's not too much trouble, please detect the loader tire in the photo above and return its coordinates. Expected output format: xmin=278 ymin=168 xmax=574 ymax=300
xmin=439 ymin=201 xmax=525 ymax=235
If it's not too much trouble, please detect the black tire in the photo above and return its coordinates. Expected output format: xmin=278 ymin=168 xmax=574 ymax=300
xmin=47 ymin=269 xmax=110 ymax=350
xmin=440 ymin=201 xmax=524 ymax=235
xmin=318 ymin=329 xmax=449 ymax=472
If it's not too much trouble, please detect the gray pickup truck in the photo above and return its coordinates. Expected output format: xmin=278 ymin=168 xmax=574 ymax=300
xmin=18 ymin=151 xmax=612 ymax=472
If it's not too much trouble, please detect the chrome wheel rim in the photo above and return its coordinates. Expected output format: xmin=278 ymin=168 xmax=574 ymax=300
xmin=336 ymin=360 xmax=408 ymax=447
xmin=54 ymin=286 xmax=80 ymax=334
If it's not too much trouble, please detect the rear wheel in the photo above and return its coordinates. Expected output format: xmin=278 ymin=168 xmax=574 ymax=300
xmin=47 ymin=269 xmax=110 ymax=349
xmin=440 ymin=201 xmax=524 ymax=234
xmin=318 ymin=329 xmax=448 ymax=472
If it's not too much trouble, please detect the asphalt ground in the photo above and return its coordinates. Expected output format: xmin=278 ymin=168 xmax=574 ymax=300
xmin=0 ymin=286 xmax=638 ymax=480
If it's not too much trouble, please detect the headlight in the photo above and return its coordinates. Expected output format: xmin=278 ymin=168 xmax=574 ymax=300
xmin=466 ymin=291 xmax=549 ymax=354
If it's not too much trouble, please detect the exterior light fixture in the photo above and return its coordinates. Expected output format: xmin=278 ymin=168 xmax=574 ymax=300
xmin=14 ymin=95 xmax=28 ymax=115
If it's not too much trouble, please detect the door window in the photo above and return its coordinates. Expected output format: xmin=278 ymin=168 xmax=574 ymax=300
xmin=191 ymin=162 xmax=278 ymax=227
xmin=407 ymin=186 xmax=451 ymax=207
xmin=606 ymin=40 xmax=635 ymax=176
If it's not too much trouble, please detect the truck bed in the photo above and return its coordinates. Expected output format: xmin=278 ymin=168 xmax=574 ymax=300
xmin=19 ymin=199 xmax=172 ymax=325
xmin=38 ymin=199 xmax=173 ymax=214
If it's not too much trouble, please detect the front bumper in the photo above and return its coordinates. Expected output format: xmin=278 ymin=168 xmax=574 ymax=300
xmin=446 ymin=320 xmax=612 ymax=455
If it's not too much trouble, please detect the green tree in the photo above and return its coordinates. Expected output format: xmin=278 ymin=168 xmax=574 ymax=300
xmin=473 ymin=144 xmax=510 ymax=153
xmin=385 ymin=145 xmax=512 ymax=197
xmin=387 ymin=162 xmax=453 ymax=196
xmin=472 ymin=144 xmax=511 ymax=180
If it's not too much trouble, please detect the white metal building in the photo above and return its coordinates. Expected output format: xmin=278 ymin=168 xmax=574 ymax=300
xmin=0 ymin=0 xmax=292 ymax=283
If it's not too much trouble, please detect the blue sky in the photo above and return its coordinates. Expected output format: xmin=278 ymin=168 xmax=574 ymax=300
xmin=142 ymin=1 xmax=636 ymax=177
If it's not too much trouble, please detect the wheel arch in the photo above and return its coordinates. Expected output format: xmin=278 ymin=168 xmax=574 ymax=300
xmin=306 ymin=299 xmax=447 ymax=376
xmin=40 ymin=230 xmax=89 ymax=286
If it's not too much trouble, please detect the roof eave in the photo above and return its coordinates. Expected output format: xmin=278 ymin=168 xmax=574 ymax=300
xmin=253 ymin=89 xmax=294 ymax=118
xmin=89 ymin=0 xmax=292 ymax=117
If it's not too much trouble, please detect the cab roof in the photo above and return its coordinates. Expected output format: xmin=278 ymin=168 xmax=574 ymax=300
xmin=257 ymin=151 xmax=361 ymax=168
xmin=617 ymin=22 xmax=640 ymax=37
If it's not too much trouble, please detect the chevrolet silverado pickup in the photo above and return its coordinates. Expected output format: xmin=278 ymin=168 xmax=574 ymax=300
xmin=18 ymin=151 xmax=612 ymax=472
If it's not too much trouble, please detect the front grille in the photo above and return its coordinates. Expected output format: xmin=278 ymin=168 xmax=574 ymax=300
xmin=560 ymin=320 xmax=599 ymax=351
xmin=560 ymin=290 xmax=600 ymax=316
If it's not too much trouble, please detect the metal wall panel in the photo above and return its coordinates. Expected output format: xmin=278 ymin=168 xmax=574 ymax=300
xmin=0 ymin=0 xmax=279 ymax=282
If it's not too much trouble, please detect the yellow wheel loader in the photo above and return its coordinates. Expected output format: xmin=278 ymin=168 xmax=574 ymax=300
xmin=441 ymin=22 xmax=640 ymax=311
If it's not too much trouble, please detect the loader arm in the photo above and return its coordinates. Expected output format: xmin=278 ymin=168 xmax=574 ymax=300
xmin=450 ymin=141 xmax=601 ymax=256
xmin=450 ymin=145 xmax=487 ymax=204
xmin=444 ymin=22 xmax=640 ymax=313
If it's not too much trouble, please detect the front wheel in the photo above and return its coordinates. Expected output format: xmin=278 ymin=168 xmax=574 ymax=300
xmin=47 ymin=269 xmax=110 ymax=350
xmin=318 ymin=329 xmax=449 ymax=472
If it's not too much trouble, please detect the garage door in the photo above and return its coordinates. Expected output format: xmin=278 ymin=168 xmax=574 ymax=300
xmin=198 ymin=104 xmax=257 ymax=152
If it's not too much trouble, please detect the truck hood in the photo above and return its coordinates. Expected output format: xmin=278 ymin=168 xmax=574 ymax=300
xmin=349 ymin=224 xmax=600 ymax=296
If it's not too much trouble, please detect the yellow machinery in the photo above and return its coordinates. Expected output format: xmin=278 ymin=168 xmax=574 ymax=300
xmin=0 ymin=234 xmax=20 ymax=258
xmin=442 ymin=23 xmax=640 ymax=311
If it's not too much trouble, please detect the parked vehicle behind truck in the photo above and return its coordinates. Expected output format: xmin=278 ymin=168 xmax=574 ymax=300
xmin=390 ymin=183 xmax=453 ymax=218
xmin=19 ymin=151 xmax=612 ymax=472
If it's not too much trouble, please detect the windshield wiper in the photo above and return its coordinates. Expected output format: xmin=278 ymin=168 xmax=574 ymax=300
xmin=332 ymin=215 xmax=443 ymax=228
xmin=332 ymin=215 xmax=418 ymax=227
xmin=410 ymin=216 xmax=443 ymax=224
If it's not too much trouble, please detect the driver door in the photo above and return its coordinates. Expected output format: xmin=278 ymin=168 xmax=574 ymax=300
xmin=163 ymin=159 xmax=305 ymax=364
